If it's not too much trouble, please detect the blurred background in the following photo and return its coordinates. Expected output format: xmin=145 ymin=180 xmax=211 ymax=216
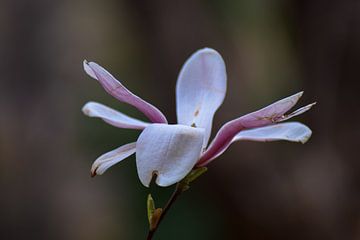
xmin=1 ymin=0 xmax=360 ymax=239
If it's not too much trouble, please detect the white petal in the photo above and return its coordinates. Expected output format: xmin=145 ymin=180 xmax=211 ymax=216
xmin=91 ymin=142 xmax=136 ymax=176
xmin=82 ymin=101 xmax=150 ymax=130
xmin=136 ymin=124 xmax=204 ymax=187
xmin=176 ymin=48 xmax=227 ymax=147
xmin=233 ymin=122 xmax=312 ymax=143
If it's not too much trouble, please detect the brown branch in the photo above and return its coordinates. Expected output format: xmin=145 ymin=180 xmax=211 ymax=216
xmin=146 ymin=182 xmax=184 ymax=240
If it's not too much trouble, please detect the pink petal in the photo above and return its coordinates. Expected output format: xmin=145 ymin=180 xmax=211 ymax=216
xmin=83 ymin=60 xmax=168 ymax=124
xmin=176 ymin=48 xmax=227 ymax=147
xmin=82 ymin=101 xmax=150 ymax=130
xmin=198 ymin=92 xmax=313 ymax=165
xmin=198 ymin=122 xmax=311 ymax=165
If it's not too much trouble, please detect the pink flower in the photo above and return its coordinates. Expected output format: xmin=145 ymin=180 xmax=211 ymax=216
xmin=83 ymin=48 xmax=315 ymax=187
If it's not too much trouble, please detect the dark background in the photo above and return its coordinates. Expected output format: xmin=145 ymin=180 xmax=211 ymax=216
xmin=1 ymin=0 xmax=360 ymax=239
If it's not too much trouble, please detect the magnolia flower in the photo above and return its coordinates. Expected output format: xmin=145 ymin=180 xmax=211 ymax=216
xmin=83 ymin=48 xmax=315 ymax=187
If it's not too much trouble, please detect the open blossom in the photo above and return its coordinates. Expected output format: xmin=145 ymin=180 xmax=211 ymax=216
xmin=83 ymin=48 xmax=315 ymax=187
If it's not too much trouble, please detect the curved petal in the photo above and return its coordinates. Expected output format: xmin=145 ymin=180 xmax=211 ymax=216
xmin=198 ymin=92 xmax=314 ymax=165
xmin=198 ymin=122 xmax=311 ymax=166
xmin=233 ymin=122 xmax=312 ymax=143
xmin=82 ymin=101 xmax=150 ymax=130
xmin=91 ymin=142 xmax=136 ymax=177
xmin=176 ymin=48 xmax=227 ymax=147
xmin=136 ymin=124 xmax=204 ymax=187
xmin=84 ymin=60 xmax=168 ymax=124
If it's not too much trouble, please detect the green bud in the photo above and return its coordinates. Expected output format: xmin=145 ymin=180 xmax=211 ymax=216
xmin=147 ymin=194 xmax=155 ymax=224
xmin=180 ymin=184 xmax=190 ymax=192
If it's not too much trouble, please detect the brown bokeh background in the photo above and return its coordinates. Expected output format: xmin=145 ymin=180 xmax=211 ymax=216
xmin=1 ymin=0 xmax=360 ymax=239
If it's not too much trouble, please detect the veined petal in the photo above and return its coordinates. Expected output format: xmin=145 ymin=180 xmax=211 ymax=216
xmin=83 ymin=60 xmax=168 ymax=124
xmin=136 ymin=124 xmax=204 ymax=187
xmin=176 ymin=48 xmax=227 ymax=147
xmin=198 ymin=122 xmax=311 ymax=165
xmin=198 ymin=92 xmax=313 ymax=165
xmin=91 ymin=142 xmax=136 ymax=176
xmin=82 ymin=101 xmax=150 ymax=130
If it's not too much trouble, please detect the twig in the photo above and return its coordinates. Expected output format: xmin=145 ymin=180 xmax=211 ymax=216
xmin=145 ymin=167 xmax=207 ymax=239
xmin=146 ymin=182 xmax=184 ymax=240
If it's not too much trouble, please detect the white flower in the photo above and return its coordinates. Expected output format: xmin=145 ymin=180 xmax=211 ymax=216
xmin=83 ymin=48 xmax=315 ymax=187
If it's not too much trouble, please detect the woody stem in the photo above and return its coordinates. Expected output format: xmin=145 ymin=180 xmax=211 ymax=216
xmin=146 ymin=182 xmax=185 ymax=240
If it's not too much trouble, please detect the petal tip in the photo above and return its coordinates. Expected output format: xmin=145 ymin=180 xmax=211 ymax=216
xmin=82 ymin=103 xmax=90 ymax=115
xmin=300 ymin=130 xmax=312 ymax=144
xmin=303 ymin=102 xmax=317 ymax=112
xmin=83 ymin=59 xmax=90 ymax=69
xmin=196 ymin=47 xmax=220 ymax=56
xmin=82 ymin=102 xmax=96 ymax=116
xmin=139 ymin=174 xmax=152 ymax=188
xmin=309 ymin=102 xmax=317 ymax=107
xmin=294 ymin=91 xmax=304 ymax=100
xmin=155 ymin=179 xmax=172 ymax=187
xmin=200 ymin=47 xmax=216 ymax=52
xmin=90 ymin=165 xmax=98 ymax=177
xmin=155 ymin=173 xmax=179 ymax=187
xmin=83 ymin=60 xmax=97 ymax=79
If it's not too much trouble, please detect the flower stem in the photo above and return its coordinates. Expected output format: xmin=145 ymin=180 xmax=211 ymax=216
xmin=146 ymin=167 xmax=207 ymax=239
xmin=146 ymin=182 xmax=184 ymax=240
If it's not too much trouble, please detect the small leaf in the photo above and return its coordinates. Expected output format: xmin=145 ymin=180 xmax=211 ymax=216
xmin=147 ymin=194 xmax=155 ymax=224
xmin=184 ymin=167 xmax=208 ymax=184
xmin=180 ymin=184 xmax=190 ymax=192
